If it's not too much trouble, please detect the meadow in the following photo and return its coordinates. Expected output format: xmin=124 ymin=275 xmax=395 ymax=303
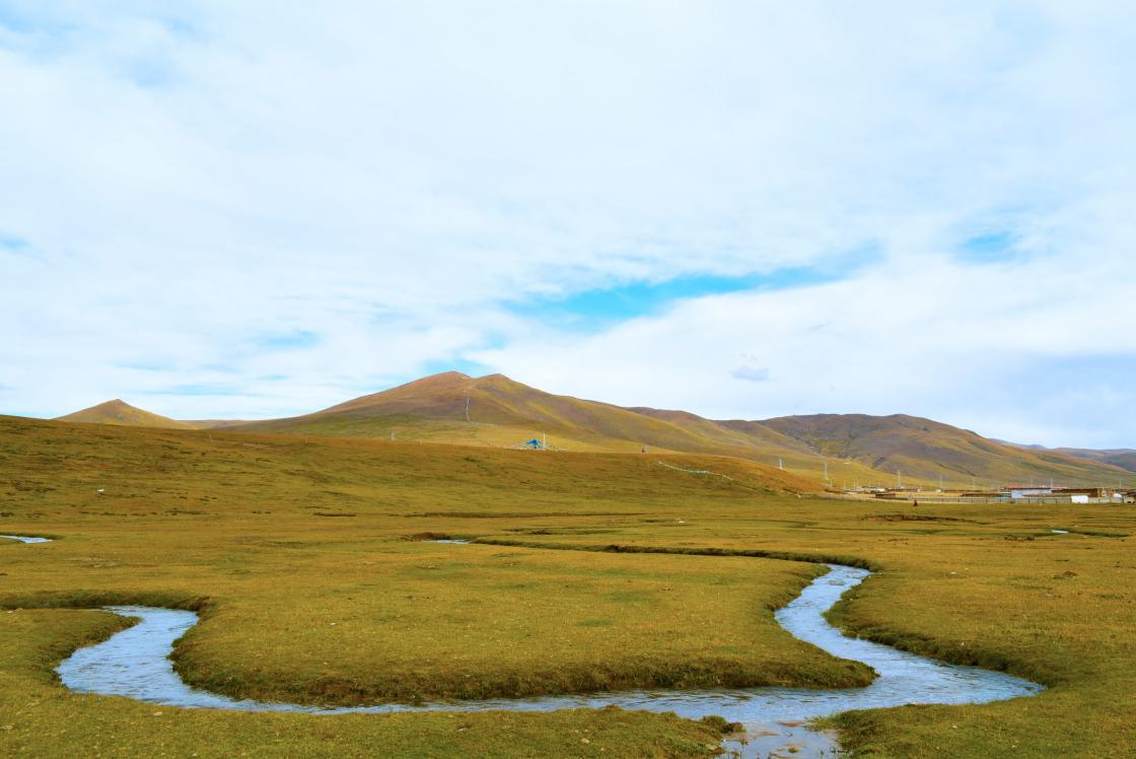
xmin=2 ymin=414 xmax=1135 ymax=756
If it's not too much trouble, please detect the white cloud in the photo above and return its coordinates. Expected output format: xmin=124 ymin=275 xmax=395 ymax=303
xmin=1 ymin=2 xmax=1134 ymax=445
xmin=477 ymin=248 xmax=1136 ymax=446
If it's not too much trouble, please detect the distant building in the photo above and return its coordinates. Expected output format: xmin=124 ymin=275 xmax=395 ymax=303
xmin=1054 ymin=487 xmax=1110 ymax=499
xmin=1007 ymin=487 xmax=1053 ymax=500
xmin=1000 ymin=486 xmax=1119 ymax=504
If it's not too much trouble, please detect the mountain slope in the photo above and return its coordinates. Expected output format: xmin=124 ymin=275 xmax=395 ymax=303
xmin=233 ymin=372 xmax=834 ymax=470
xmin=760 ymin=414 xmax=1128 ymax=486
xmin=225 ymin=371 xmax=1130 ymax=488
xmin=47 ymin=372 xmax=1120 ymax=489
xmin=1054 ymin=448 xmax=1136 ymax=474
xmin=56 ymin=399 xmax=192 ymax=429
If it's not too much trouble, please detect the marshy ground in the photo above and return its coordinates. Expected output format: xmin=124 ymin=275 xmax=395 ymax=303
xmin=1 ymin=415 xmax=1134 ymax=756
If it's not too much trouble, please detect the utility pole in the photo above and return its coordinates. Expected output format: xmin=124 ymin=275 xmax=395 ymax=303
xmin=897 ymin=469 xmax=902 ymax=489
xmin=464 ymin=396 xmax=471 ymax=423
xmin=778 ymin=458 xmax=783 ymax=470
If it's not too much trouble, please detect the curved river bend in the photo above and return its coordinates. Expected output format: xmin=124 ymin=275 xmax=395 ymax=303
xmin=9 ymin=537 xmax=1042 ymax=757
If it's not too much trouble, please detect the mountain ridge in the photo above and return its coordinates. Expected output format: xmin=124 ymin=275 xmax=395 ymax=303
xmin=52 ymin=372 xmax=1134 ymax=488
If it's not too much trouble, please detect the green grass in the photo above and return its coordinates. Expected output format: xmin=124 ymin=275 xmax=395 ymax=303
xmin=0 ymin=431 xmax=870 ymax=703
xmin=493 ymin=513 xmax=1136 ymax=756
xmin=0 ymin=609 xmax=726 ymax=758
xmin=174 ymin=544 xmax=869 ymax=704
xmin=2 ymin=414 xmax=1136 ymax=756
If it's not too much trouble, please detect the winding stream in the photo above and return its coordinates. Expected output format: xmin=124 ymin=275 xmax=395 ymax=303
xmin=8 ymin=537 xmax=1042 ymax=757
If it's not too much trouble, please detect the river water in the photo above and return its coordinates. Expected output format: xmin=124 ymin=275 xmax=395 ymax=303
xmin=10 ymin=536 xmax=1042 ymax=757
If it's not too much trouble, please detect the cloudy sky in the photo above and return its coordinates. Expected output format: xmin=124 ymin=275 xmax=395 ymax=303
xmin=2 ymin=1 xmax=1134 ymax=447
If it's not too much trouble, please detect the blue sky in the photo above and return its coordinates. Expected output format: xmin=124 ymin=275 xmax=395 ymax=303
xmin=1 ymin=2 xmax=1134 ymax=447
xmin=504 ymin=249 xmax=879 ymax=331
xmin=958 ymin=232 xmax=1018 ymax=264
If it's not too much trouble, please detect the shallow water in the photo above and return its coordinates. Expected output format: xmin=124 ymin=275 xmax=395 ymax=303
xmin=53 ymin=557 xmax=1042 ymax=758
xmin=1 ymin=534 xmax=51 ymax=544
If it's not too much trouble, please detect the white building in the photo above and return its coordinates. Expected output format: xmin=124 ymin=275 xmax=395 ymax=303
xmin=1008 ymin=487 xmax=1053 ymax=500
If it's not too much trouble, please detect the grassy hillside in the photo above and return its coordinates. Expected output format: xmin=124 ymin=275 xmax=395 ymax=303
xmin=1054 ymin=448 xmax=1136 ymax=474
xmin=760 ymin=413 xmax=1131 ymax=488
xmin=52 ymin=373 xmax=1132 ymax=490
xmin=224 ymin=373 xmax=911 ymax=487
xmin=55 ymin=399 xmax=192 ymax=429
xmin=228 ymin=372 xmax=1130 ymax=489
xmin=233 ymin=372 xmax=762 ymax=451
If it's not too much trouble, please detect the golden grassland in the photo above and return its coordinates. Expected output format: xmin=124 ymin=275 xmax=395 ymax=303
xmin=0 ymin=609 xmax=726 ymax=758
xmin=2 ymin=415 xmax=1136 ymax=756
xmin=232 ymin=408 xmax=941 ymax=491
xmin=487 ymin=523 xmax=1136 ymax=756
xmin=1 ymin=533 xmax=873 ymax=705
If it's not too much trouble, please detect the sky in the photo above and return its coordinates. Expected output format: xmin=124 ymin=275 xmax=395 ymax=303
xmin=2 ymin=1 xmax=1134 ymax=448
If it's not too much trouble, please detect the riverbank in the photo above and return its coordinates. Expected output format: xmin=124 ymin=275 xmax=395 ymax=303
xmin=46 ymin=560 xmax=1036 ymax=758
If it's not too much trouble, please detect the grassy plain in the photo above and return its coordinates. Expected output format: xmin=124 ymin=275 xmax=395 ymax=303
xmin=2 ymin=414 xmax=1136 ymax=756
xmin=0 ymin=607 xmax=725 ymax=757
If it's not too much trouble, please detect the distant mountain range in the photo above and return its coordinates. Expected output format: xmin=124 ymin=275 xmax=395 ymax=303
xmin=1053 ymin=449 xmax=1136 ymax=473
xmin=996 ymin=440 xmax=1136 ymax=474
xmin=53 ymin=371 xmax=1135 ymax=489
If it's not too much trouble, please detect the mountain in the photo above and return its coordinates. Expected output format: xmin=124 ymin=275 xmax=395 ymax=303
xmin=49 ymin=373 xmax=1131 ymax=489
xmin=56 ymin=399 xmax=193 ymax=429
xmin=760 ymin=414 xmax=1128 ymax=487
xmin=224 ymin=372 xmax=1131 ymax=489
xmin=232 ymin=371 xmax=819 ymax=462
xmin=997 ymin=440 xmax=1136 ymax=477
xmin=1053 ymin=448 xmax=1136 ymax=474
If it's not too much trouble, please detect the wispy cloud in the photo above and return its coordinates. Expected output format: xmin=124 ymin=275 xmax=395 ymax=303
xmin=731 ymin=366 xmax=771 ymax=383
xmin=252 ymin=331 xmax=321 ymax=351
